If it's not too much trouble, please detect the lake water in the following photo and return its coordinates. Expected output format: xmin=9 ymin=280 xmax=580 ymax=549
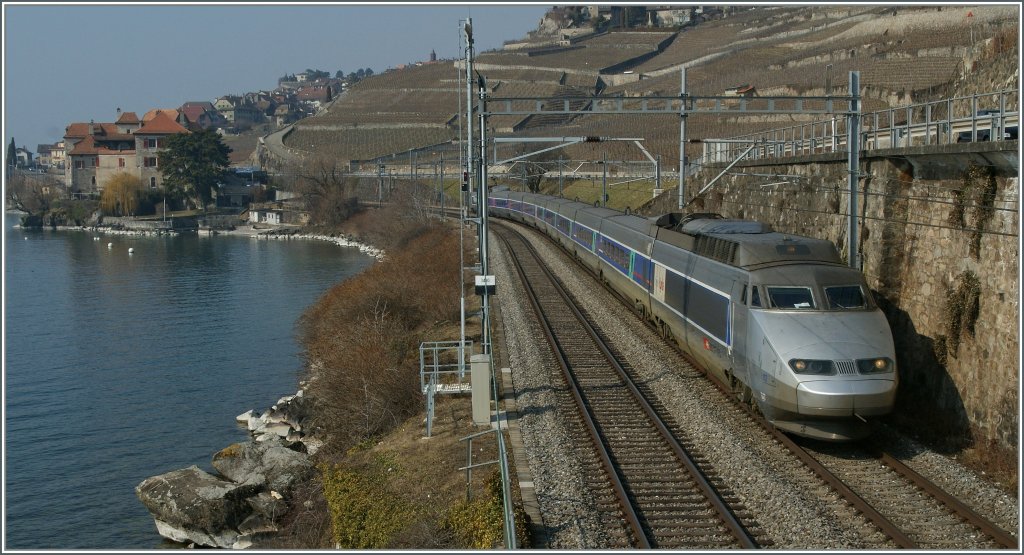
xmin=3 ymin=213 xmax=374 ymax=549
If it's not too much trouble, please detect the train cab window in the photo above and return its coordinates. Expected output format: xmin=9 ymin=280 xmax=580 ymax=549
xmin=766 ymin=286 xmax=816 ymax=309
xmin=825 ymin=285 xmax=867 ymax=309
xmin=750 ymin=286 xmax=762 ymax=307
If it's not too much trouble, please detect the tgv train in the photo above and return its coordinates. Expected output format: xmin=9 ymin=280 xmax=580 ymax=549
xmin=489 ymin=190 xmax=898 ymax=441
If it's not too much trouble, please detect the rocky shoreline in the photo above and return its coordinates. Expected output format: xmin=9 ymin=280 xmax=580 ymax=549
xmin=135 ymin=387 xmax=319 ymax=549
xmin=22 ymin=221 xmax=386 ymax=260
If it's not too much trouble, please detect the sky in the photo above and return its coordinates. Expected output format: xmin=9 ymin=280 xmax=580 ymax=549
xmin=2 ymin=2 xmax=550 ymax=154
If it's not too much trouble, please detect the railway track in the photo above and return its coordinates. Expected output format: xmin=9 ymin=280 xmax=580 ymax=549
xmin=495 ymin=224 xmax=764 ymax=549
xmin=709 ymin=358 xmax=1018 ymax=550
xmin=492 ymin=218 xmax=1017 ymax=550
xmin=796 ymin=439 xmax=1017 ymax=549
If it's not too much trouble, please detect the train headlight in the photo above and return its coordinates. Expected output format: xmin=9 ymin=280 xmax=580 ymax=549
xmin=857 ymin=357 xmax=894 ymax=374
xmin=788 ymin=359 xmax=834 ymax=375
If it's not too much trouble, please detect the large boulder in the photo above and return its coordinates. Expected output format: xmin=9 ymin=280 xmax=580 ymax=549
xmin=135 ymin=465 xmax=260 ymax=548
xmin=211 ymin=439 xmax=313 ymax=496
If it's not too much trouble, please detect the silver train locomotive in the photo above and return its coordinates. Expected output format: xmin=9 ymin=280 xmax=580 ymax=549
xmin=489 ymin=190 xmax=897 ymax=441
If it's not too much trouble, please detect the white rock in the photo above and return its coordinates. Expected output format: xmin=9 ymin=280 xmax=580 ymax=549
xmin=262 ymin=422 xmax=291 ymax=437
xmin=301 ymin=437 xmax=324 ymax=456
xmin=236 ymin=409 xmax=256 ymax=424
xmin=154 ymin=519 xmax=238 ymax=549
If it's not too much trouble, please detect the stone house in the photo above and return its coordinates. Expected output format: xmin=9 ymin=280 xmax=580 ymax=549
xmin=35 ymin=143 xmax=59 ymax=168
xmin=179 ymin=101 xmax=224 ymax=130
xmin=215 ymin=95 xmax=263 ymax=126
xmin=296 ymin=85 xmax=332 ymax=104
xmin=63 ymin=110 xmax=188 ymax=195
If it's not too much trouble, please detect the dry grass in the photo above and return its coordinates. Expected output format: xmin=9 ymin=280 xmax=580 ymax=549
xmin=263 ymin=396 xmax=504 ymax=549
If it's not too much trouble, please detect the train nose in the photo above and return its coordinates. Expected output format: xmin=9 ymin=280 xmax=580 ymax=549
xmin=796 ymin=378 xmax=897 ymax=417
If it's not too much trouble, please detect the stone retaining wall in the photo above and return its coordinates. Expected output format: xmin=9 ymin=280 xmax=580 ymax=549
xmin=103 ymin=216 xmax=198 ymax=231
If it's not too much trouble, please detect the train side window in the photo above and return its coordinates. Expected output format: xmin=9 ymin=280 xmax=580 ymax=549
xmin=740 ymin=284 xmax=747 ymax=304
xmin=750 ymin=286 xmax=762 ymax=307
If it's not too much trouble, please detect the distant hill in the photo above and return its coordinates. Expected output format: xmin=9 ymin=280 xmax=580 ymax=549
xmin=282 ymin=5 xmax=1019 ymax=170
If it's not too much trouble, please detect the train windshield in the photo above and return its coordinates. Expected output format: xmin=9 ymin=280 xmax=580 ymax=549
xmin=766 ymin=286 xmax=816 ymax=309
xmin=825 ymin=285 xmax=867 ymax=309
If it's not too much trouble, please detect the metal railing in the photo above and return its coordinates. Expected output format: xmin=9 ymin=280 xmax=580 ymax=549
xmin=419 ymin=340 xmax=473 ymax=438
xmin=700 ymin=89 xmax=1019 ymax=165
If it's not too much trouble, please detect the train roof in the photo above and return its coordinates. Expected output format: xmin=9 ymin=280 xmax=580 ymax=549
xmin=654 ymin=212 xmax=843 ymax=269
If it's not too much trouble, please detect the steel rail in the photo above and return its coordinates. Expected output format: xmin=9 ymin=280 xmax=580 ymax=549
xmin=493 ymin=212 xmax=1014 ymax=550
xmin=510 ymin=232 xmax=758 ymax=550
xmin=872 ymin=448 xmax=1018 ymax=549
xmin=498 ymin=228 xmax=650 ymax=549
xmin=498 ymin=219 xmax=918 ymax=549
xmin=497 ymin=223 xmax=759 ymax=549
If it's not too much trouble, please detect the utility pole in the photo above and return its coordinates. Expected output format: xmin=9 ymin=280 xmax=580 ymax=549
xmin=477 ymin=75 xmax=491 ymax=355
xmin=656 ymin=154 xmax=661 ymax=192
xmin=678 ymin=67 xmax=688 ymax=210
xmin=439 ymin=153 xmax=445 ymax=220
xmin=847 ymin=71 xmax=862 ymax=270
xmin=377 ymin=164 xmax=384 ymax=204
xmin=465 ymin=18 xmax=475 ymax=203
xmin=602 ymin=153 xmax=608 ymax=207
xmin=558 ymin=156 xmax=563 ymax=197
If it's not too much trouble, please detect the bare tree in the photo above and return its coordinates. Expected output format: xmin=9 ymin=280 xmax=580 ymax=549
xmin=5 ymin=172 xmax=59 ymax=215
xmin=287 ymin=155 xmax=360 ymax=228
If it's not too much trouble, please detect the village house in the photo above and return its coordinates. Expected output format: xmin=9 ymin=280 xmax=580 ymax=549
xmin=724 ymin=84 xmax=758 ymax=97
xmin=296 ymin=84 xmax=333 ymax=104
xmin=179 ymin=101 xmax=225 ymax=130
xmin=14 ymin=147 xmax=33 ymax=168
xmin=214 ymin=95 xmax=263 ymax=127
xmin=35 ymin=141 xmax=66 ymax=169
xmin=63 ymin=109 xmax=188 ymax=196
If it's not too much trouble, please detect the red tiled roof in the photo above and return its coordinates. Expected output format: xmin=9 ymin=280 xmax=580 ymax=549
xmin=180 ymin=105 xmax=210 ymax=123
xmin=68 ymin=135 xmax=136 ymax=156
xmin=143 ymin=108 xmax=180 ymax=122
xmin=181 ymin=101 xmax=215 ymax=111
xmin=116 ymin=111 xmax=140 ymax=124
xmin=136 ymin=112 xmax=189 ymax=135
xmin=65 ymin=122 xmax=120 ymax=139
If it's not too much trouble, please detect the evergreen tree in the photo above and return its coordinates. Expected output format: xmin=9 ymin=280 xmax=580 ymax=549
xmin=158 ymin=129 xmax=232 ymax=210
xmin=7 ymin=137 xmax=16 ymax=176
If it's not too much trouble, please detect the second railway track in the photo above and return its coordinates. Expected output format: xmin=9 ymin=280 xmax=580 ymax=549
xmin=496 ymin=223 xmax=765 ymax=549
xmin=491 ymin=218 xmax=1017 ymax=550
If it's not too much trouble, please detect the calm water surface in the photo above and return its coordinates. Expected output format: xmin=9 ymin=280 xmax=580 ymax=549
xmin=3 ymin=213 xmax=374 ymax=549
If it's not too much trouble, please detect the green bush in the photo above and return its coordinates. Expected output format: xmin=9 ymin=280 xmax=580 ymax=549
xmin=443 ymin=470 xmax=506 ymax=549
xmin=320 ymin=460 xmax=415 ymax=548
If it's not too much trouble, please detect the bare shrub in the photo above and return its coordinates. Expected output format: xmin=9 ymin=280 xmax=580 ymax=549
xmin=99 ymin=173 xmax=144 ymax=216
xmin=343 ymin=183 xmax=440 ymax=251
xmin=5 ymin=172 xmax=60 ymax=216
xmin=286 ymin=156 xmax=361 ymax=227
xmin=299 ymin=222 xmax=466 ymax=452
